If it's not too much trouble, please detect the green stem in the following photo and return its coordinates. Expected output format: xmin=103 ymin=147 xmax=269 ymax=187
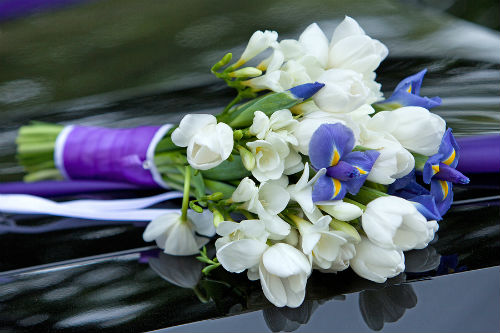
xmin=348 ymin=186 xmax=388 ymax=205
xmin=181 ymin=166 xmax=192 ymax=222
xmin=222 ymin=92 xmax=244 ymax=114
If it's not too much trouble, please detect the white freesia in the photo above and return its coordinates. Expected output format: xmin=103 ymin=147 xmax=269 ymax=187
xmin=287 ymin=162 xmax=326 ymax=214
xmin=350 ymin=236 xmax=405 ymax=283
xmin=243 ymin=70 xmax=293 ymax=92
xmin=231 ymin=178 xmax=291 ymax=239
xmin=360 ymin=127 xmax=414 ymax=184
xmin=259 ymin=243 xmax=312 ymax=307
xmin=240 ymin=30 xmax=278 ymax=62
xmin=249 ymin=109 xmax=299 ymax=145
xmin=295 ymin=215 xmax=355 ymax=271
xmin=247 ymin=132 xmax=290 ymax=182
xmin=143 ymin=210 xmax=214 ymax=256
xmin=367 ymin=106 xmax=446 ymax=155
xmin=171 ymin=114 xmax=233 ymax=170
xmin=362 ymin=196 xmax=439 ymax=251
xmin=215 ymin=219 xmax=270 ymax=279
xmin=328 ymin=16 xmax=388 ymax=76
xmin=313 ymin=69 xmax=372 ymax=113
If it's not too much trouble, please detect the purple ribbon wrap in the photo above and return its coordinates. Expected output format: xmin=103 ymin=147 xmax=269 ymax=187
xmin=456 ymin=135 xmax=500 ymax=173
xmin=57 ymin=125 xmax=169 ymax=187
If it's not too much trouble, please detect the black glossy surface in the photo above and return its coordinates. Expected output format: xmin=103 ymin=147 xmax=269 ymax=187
xmin=0 ymin=0 xmax=499 ymax=331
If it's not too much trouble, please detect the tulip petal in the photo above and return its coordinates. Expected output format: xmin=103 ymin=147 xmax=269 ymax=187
xmin=262 ymin=243 xmax=311 ymax=278
xmin=259 ymin=262 xmax=287 ymax=307
xmin=309 ymin=123 xmax=355 ymax=169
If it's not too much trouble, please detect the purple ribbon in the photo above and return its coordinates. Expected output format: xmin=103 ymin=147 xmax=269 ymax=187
xmin=456 ymin=135 xmax=500 ymax=173
xmin=61 ymin=125 xmax=161 ymax=186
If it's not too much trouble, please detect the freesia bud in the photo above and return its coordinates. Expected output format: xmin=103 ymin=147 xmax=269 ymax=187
xmin=212 ymin=209 xmax=224 ymax=228
xmin=239 ymin=30 xmax=278 ymax=63
xmin=237 ymin=145 xmax=256 ymax=171
xmin=229 ymin=67 xmax=263 ymax=78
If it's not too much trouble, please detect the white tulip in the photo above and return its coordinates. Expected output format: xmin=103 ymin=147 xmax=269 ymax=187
xmin=362 ymin=196 xmax=439 ymax=251
xmin=171 ymin=114 xmax=233 ymax=170
xmin=360 ymin=128 xmax=414 ymax=184
xmin=298 ymin=23 xmax=330 ymax=68
xmin=259 ymin=243 xmax=312 ymax=308
xmin=328 ymin=16 xmax=388 ymax=76
xmin=247 ymin=132 xmax=290 ymax=182
xmin=316 ymin=200 xmax=363 ymax=221
xmin=313 ymin=69 xmax=372 ymax=113
xmin=367 ymin=107 xmax=446 ymax=155
xmin=293 ymin=110 xmax=359 ymax=155
xmin=143 ymin=210 xmax=214 ymax=256
xmin=350 ymin=236 xmax=405 ymax=283
xmin=240 ymin=30 xmax=278 ymax=62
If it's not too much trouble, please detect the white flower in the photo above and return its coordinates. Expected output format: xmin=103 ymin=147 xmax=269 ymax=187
xmin=298 ymin=23 xmax=330 ymax=68
xmin=287 ymin=162 xmax=325 ymax=214
xmin=293 ymin=109 xmax=362 ymax=155
xmin=243 ymin=70 xmax=293 ymax=92
xmin=247 ymin=132 xmax=290 ymax=182
xmin=367 ymin=106 xmax=446 ymax=155
xmin=259 ymin=243 xmax=312 ymax=308
xmin=171 ymin=114 xmax=233 ymax=170
xmin=362 ymin=196 xmax=439 ymax=251
xmin=143 ymin=210 xmax=214 ymax=256
xmin=328 ymin=16 xmax=388 ymax=76
xmin=295 ymin=215 xmax=355 ymax=271
xmin=359 ymin=127 xmax=414 ymax=184
xmin=215 ymin=220 xmax=270 ymax=278
xmin=316 ymin=200 xmax=363 ymax=221
xmin=240 ymin=30 xmax=279 ymax=62
xmin=231 ymin=178 xmax=291 ymax=239
xmin=313 ymin=69 xmax=372 ymax=113
xmin=249 ymin=109 xmax=299 ymax=145
xmin=350 ymin=236 xmax=405 ymax=283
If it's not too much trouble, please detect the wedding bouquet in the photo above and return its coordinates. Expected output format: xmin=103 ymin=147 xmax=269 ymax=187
xmin=10 ymin=17 xmax=470 ymax=308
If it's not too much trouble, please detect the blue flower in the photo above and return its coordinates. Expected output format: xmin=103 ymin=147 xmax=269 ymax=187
xmin=309 ymin=123 xmax=379 ymax=202
xmin=388 ymin=170 xmax=443 ymax=221
xmin=423 ymin=129 xmax=469 ymax=216
xmin=381 ymin=69 xmax=442 ymax=109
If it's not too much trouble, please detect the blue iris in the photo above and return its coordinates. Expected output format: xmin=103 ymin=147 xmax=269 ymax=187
xmin=309 ymin=123 xmax=379 ymax=202
xmin=379 ymin=69 xmax=442 ymax=109
xmin=423 ymin=128 xmax=469 ymax=216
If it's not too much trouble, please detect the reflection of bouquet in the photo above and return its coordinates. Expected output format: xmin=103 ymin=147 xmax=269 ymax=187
xmin=11 ymin=17 xmax=470 ymax=308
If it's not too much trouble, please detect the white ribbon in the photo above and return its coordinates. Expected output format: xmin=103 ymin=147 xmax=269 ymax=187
xmin=0 ymin=192 xmax=183 ymax=221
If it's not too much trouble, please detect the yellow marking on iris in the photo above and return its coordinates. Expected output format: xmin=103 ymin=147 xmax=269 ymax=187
xmin=442 ymin=149 xmax=456 ymax=166
xmin=440 ymin=180 xmax=449 ymax=199
xmin=407 ymin=84 xmax=412 ymax=93
xmin=331 ymin=149 xmax=340 ymax=166
xmin=355 ymin=166 xmax=367 ymax=175
xmin=332 ymin=178 xmax=342 ymax=198
xmin=432 ymin=164 xmax=440 ymax=175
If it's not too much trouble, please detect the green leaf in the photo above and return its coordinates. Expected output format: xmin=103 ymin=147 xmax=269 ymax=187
xmin=201 ymin=155 xmax=251 ymax=181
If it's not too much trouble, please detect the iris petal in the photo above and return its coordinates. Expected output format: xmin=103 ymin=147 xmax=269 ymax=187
xmin=341 ymin=150 xmax=380 ymax=195
xmin=438 ymin=128 xmax=460 ymax=168
xmin=312 ymin=174 xmax=347 ymax=202
xmin=308 ymin=123 xmax=355 ymax=170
